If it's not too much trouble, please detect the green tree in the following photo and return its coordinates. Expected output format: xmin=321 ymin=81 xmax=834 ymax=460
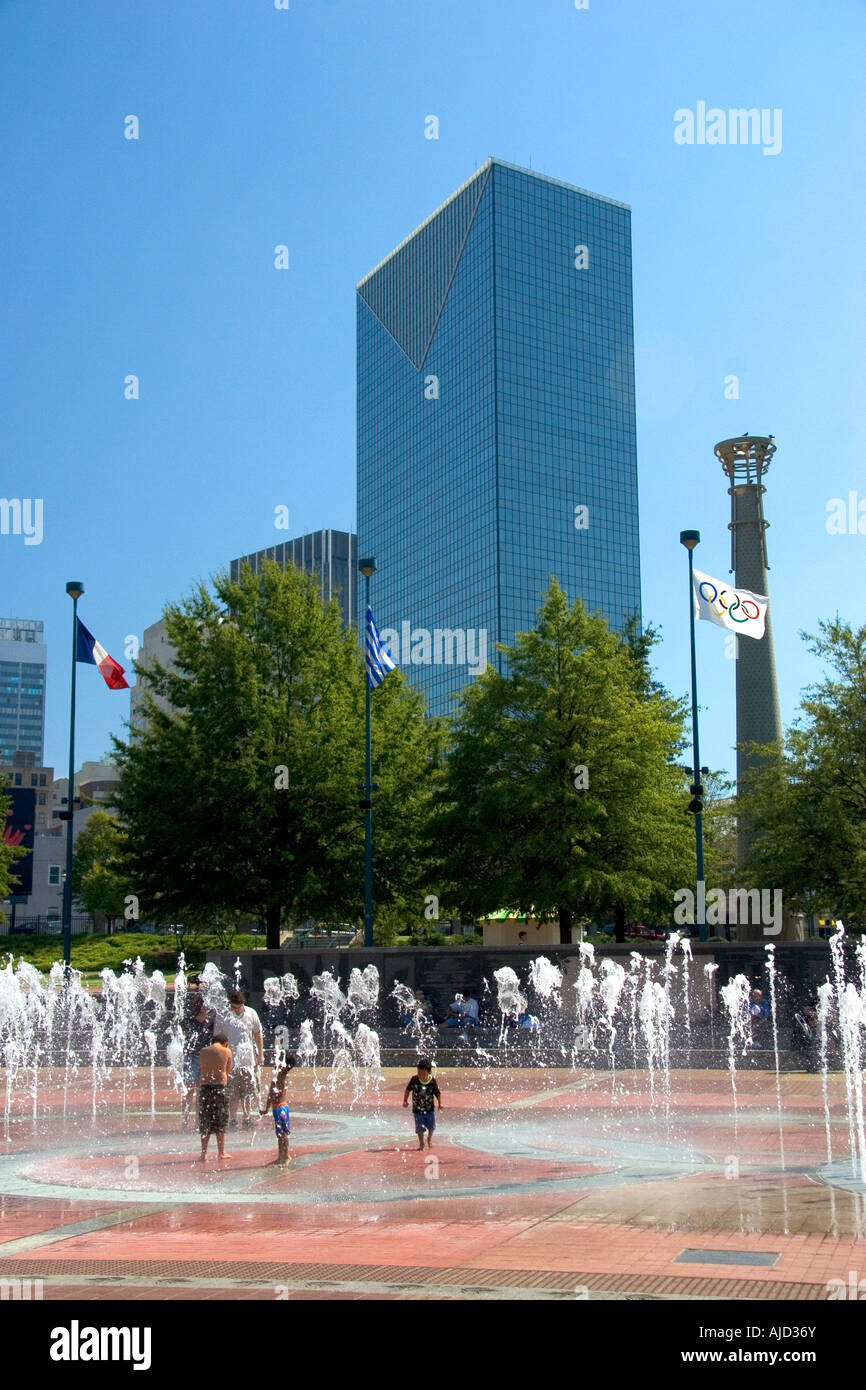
xmin=0 ymin=780 xmax=29 ymax=919
xmin=70 ymin=810 xmax=129 ymax=932
xmin=112 ymin=561 xmax=438 ymax=947
xmin=739 ymin=619 xmax=866 ymax=929
xmin=432 ymin=581 xmax=694 ymax=943
xmin=204 ymin=909 xmax=246 ymax=951
xmin=701 ymin=770 xmax=737 ymax=892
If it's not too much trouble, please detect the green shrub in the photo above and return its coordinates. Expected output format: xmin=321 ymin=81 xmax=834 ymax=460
xmin=3 ymin=932 xmax=262 ymax=979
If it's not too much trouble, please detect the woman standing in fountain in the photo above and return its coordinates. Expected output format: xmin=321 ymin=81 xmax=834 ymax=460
xmin=260 ymin=1055 xmax=297 ymax=1168
xmin=403 ymin=1059 xmax=442 ymax=1151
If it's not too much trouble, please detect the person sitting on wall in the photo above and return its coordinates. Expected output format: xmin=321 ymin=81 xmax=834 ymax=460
xmin=414 ymin=990 xmax=434 ymax=1018
xmin=439 ymin=993 xmax=480 ymax=1032
xmin=749 ymin=987 xmax=771 ymax=1047
xmin=791 ymin=996 xmax=817 ymax=1071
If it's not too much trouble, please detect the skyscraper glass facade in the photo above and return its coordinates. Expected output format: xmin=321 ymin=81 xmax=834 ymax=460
xmin=357 ymin=158 xmax=640 ymax=717
xmin=230 ymin=530 xmax=357 ymax=629
xmin=0 ymin=618 xmax=47 ymax=763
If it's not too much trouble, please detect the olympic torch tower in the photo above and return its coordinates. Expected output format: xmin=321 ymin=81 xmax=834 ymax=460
xmin=714 ymin=435 xmax=783 ymax=871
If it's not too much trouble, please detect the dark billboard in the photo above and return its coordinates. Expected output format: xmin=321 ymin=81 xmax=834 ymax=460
xmin=3 ymin=787 xmax=36 ymax=897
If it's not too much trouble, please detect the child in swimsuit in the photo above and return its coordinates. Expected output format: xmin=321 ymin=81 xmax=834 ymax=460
xmin=260 ymin=1055 xmax=297 ymax=1168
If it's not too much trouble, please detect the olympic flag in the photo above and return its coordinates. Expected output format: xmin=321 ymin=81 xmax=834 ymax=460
xmin=692 ymin=568 xmax=768 ymax=640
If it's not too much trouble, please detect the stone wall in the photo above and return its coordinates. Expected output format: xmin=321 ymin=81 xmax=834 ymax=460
xmin=209 ymin=940 xmax=841 ymax=1024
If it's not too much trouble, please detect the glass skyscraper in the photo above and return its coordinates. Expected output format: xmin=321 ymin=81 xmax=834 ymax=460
xmin=0 ymin=618 xmax=47 ymax=763
xmin=357 ymin=158 xmax=640 ymax=717
xmin=231 ymin=529 xmax=358 ymax=629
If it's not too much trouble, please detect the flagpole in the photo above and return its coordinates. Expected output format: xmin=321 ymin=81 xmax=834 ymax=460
xmin=679 ymin=534 xmax=706 ymax=943
xmin=62 ymin=581 xmax=84 ymax=969
xmin=359 ymin=559 xmax=376 ymax=949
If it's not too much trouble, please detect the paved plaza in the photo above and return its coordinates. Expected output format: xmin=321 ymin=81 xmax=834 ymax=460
xmin=1 ymin=1066 xmax=863 ymax=1302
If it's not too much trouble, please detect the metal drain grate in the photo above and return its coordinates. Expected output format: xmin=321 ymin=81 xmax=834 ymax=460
xmin=675 ymin=1249 xmax=780 ymax=1267
xmin=0 ymin=1256 xmax=820 ymax=1298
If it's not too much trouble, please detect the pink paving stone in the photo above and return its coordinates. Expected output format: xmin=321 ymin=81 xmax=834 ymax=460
xmin=0 ymin=1065 xmax=862 ymax=1297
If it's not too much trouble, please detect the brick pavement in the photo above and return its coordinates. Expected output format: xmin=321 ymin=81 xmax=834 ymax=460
xmin=0 ymin=1067 xmax=863 ymax=1301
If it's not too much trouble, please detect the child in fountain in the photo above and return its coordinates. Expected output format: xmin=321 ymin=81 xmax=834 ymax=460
xmin=403 ymin=1059 xmax=442 ymax=1150
xmin=260 ymin=1055 xmax=297 ymax=1168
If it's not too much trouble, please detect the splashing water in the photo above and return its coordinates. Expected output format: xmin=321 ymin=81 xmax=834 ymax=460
xmin=493 ymin=967 xmax=526 ymax=1044
xmin=829 ymin=922 xmax=866 ymax=1184
xmin=704 ymin=962 xmax=718 ymax=1053
xmin=638 ymin=978 xmax=672 ymax=1111
xmin=817 ymin=980 xmax=835 ymax=1165
xmin=838 ymin=982 xmax=866 ymax=1184
xmin=143 ymin=1028 xmax=158 ymax=1115
xmin=529 ymin=956 xmax=563 ymax=1006
xmin=720 ymin=974 xmax=752 ymax=1141
xmin=830 ymin=924 xmax=862 ymax=1180
xmin=627 ymin=953 xmax=642 ymax=1067
xmin=263 ymin=977 xmax=282 ymax=1009
xmin=328 ymin=1019 xmax=355 ymax=1089
xmin=764 ymin=945 xmax=787 ymax=1172
xmin=199 ymin=962 xmax=225 ymax=1017
xmin=679 ymin=935 xmax=693 ymax=1036
xmin=352 ymin=1022 xmax=384 ymax=1103
xmin=599 ymin=959 xmax=626 ymax=1093
xmin=311 ymin=971 xmax=347 ymax=1029
xmin=297 ymin=1019 xmax=317 ymax=1066
xmin=348 ymin=965 xmax=380 ymax=1015
xmin=573 ymin=964 xmax=596 ymax=1062
xmin=1 ymin=934 xmax=866 ymax=1195
xmin=764 ymin=944 xmax=790 ymax=1232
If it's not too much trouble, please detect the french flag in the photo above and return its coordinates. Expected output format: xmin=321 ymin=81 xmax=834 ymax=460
xmin=75 ymin=618 xmax=129 ymax=690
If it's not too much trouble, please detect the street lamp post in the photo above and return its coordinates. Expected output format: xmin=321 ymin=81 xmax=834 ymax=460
xmin=358 ymin=558 xmax=377 ymax=949
xmin=62 ymin=581 xmax=84 ymax=969
xmin=679 ymin=533 xmax=707 ymax=942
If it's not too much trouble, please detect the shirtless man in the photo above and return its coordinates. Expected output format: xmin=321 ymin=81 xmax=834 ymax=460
xmin=198 ymin=1034 xmax=233 ymax=1161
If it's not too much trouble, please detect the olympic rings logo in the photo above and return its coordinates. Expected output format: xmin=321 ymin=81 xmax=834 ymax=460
xmin=698 ymin=580 xmax=761 ymax=624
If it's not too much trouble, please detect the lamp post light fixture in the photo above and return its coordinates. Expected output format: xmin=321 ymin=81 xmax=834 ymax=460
xmin=679 ymin=533 xmax=707 ymax=942
xmin=358 ymin=558 xmax=376 ymax=948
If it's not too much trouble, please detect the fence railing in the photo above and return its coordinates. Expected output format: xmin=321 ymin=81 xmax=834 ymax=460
xmin=0 ymin=916 xmax=93 ymax=937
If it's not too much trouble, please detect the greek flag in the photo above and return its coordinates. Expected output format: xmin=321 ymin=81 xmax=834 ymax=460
xmin=365 ymin=606 xmax=397 ymax=688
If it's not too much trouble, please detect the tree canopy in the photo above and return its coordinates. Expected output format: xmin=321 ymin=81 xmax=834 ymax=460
xmin=112 ymin=561 xmax=440 ymax=946
xmin=739 ymin=618 xmax=866 ymax=929
xmin=431 ymin=580 xmax=694 ymax=942
xmin=70 ymin=809 xmax=129 ymax=929
xmin=0 ymin=781 xmax=29 ymax=918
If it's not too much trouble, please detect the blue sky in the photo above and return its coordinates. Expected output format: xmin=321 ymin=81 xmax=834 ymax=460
xmin=2 ymin=0 xmax=864 ymax=778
